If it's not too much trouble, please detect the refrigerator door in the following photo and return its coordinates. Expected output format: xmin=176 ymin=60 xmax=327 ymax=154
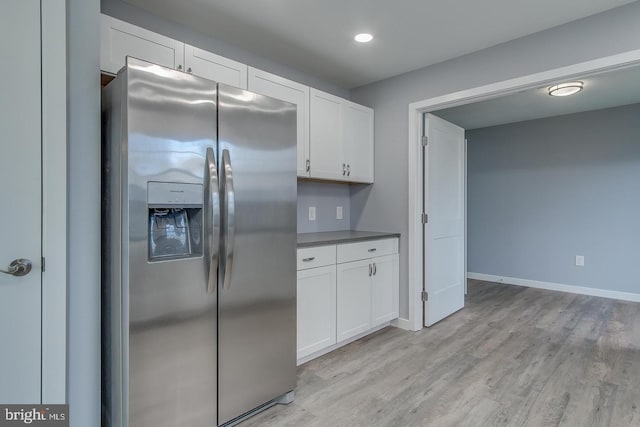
xmin=124 ymin=58 xmax=218 ymax=427
xmin=218 ymin=85 xmax=297 ymax=425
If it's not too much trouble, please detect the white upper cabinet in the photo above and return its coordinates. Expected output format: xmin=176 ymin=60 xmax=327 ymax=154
xmin=99 ymin=14 xmax=375 ymax=183
xmin=100 ymin=15 xmax=247 ymax=89
xmin=309 ymin=88 xmax=374 ymax=183
xmin=184 ymin=44 xmax=247 ymax=89
xmin=309 ymin=89 xmax=344 ymax=181
xmin=248 ymin=68 xmax=310 ymax=177
xmin=342 ymin=101 xmax=374 ymax=183
xmin=100 ymin=15 xmax=184 ymax=74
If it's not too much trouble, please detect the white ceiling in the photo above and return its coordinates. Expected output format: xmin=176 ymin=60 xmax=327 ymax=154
xmin=122 ymin=0 xmax=635 ymax=88
xmin=434 ymin=65 xmax=640 ymax=130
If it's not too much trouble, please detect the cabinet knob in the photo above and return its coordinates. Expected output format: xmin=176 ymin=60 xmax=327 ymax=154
xmin=187 ymin=67 xmax=193 ymax=74
xmin=177 ymin=65 xmax=183 ymax=71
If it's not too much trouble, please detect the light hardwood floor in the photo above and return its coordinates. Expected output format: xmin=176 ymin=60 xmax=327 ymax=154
xmin=241 ymin=280 xmax=640 ymax=426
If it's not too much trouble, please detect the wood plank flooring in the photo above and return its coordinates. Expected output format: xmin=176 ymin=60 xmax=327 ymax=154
xmin=241 ymin=280 xmax=640 ymax=426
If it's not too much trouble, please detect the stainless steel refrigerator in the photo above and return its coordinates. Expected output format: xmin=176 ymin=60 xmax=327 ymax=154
xmin=102 ymin=57 xmax=297 ymax=427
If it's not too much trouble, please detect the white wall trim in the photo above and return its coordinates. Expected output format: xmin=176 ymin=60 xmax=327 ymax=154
xmin=391 ymin=317 xmax=413 ymax=331
xmin=41 ymin=0 xmax=67 ymax=403
xmin=407 ymin=48 xmax=640 ymax=332
xmin=467 ymin=272 xmax=640 ymax=303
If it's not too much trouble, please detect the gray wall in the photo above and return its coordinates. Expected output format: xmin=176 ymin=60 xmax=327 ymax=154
xmin=350 ymin=1 xmax=640 ymax=319
xmin=297 ymin=181 xmax=351 ymax=233
xmin=100 ymin=0 xmax=349 ymax=98
xmin=67 ymin=0 xmax=101 ymax=425
xmin=467 ymin=104 xmax=640 ymax=293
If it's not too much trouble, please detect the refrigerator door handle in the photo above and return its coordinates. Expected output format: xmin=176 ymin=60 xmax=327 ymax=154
xmin=205 ymin=147 xmax=220 ymax=293
xmin=222 ymin=149 xmax=236 ymax=290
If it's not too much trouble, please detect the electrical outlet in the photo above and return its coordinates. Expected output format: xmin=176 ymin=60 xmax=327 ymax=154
xmin=336 ymin=206 xmax=343 ymax=220
xmin=309 ymin=206 xmax=316 ymax=221
xmin=576 ymin=255 xmax=584 ymax=267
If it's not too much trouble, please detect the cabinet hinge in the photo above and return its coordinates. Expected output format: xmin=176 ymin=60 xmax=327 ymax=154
xmin=421 ymin=291 xmax=428 ymax=302
xmin=421 ymin=136 xmax=428 ymax=147
xmin=421 ymin=213 xmax=428 ymax=224
xmin=42 ymin=256 xmax=45 ymax=273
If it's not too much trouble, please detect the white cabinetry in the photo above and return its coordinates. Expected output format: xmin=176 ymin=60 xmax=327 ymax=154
xmin=336 ymin=259 xmax=372 ymax=341
xmin=100 ymin=14 xmax=375 ymax=183
xmin=309 ymin=89 xmax=374 ymax=183
xmin=184 ymin=44 xmax=247 ymax=88
xmin=296 ymin=237 xmax=398 ymax=364
xmin=101 ymin=15 xmax=184 ymax=74
xmin=297 ymin=265 xmax=336 ymax=360
xmin=371 ymin=254 xmax=400 ymax=326
xmin=342 ymin=101 xmax=374 ymax=183
xmin=100 ymin=15 xmax=248 ymax=89
xmin=248 ymin=68 xmax=310 ymax=177
xmin=309 ymin=89 xmax=344 ymax=181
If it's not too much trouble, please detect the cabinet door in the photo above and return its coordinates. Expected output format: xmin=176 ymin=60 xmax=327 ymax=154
xmin=100 ymin=15 xmax=184 ymax=74
xmin=342 ymin=101 xmax=374 ymax=183
xmin=184 ymin=44 xmax=247 ymax=89
xmin=309 ymin=89 xmax=345 ymax=181
xmin=297 ymin=266 xmax=336 ymax=361
xmin=371 ymin=254 xmax=399 ymax=327
xmin=336 ymin=259 xmax=372 ymax=342
xmin=248 ymin=68 xmax=310 ymax=177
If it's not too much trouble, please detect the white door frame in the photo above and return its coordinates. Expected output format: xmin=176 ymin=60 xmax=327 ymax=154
xmin=405 ymin=48 xmax=640 ymax=332
xmin=41 ymin=0 xmax=67 ymax=402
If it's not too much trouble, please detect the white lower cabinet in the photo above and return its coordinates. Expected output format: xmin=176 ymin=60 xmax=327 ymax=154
xmin=297 ymin=265 xmax=336 ymax=360
xmin=336 ymin=259 xmax=373 ymax=342
xmin=296 ymin=237 xmax=399 ymax=364
xmin=371 ymin=254 xmax=400 ymax=326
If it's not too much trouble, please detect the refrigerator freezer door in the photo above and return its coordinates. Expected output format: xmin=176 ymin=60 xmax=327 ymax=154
xmin=217 ymin=85 xmax=297 ymax=425
xmin=124 ymin=58 xmax=218 ymax=427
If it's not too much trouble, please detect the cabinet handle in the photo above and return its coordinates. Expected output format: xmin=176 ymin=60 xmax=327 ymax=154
xmin=347 ymin=164 xmax=351 ymax=176
xmin=368 ymin=248 xmax=376 ymax=252
xmin=368 ymin=263 xmax=372 ymax=277
xmin=373 ymin=263 xmax=377 ymax=275
xmin=302 ymin=257 xmax=315 ymax=262
xmin=342 ymin=163 xmax=346 ymax=176
xmin=306 ymin=159 xmax=310 ymax=172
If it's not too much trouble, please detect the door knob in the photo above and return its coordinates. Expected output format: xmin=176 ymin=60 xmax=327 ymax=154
xmin=1 ymin=258 xmax=32 ymax=277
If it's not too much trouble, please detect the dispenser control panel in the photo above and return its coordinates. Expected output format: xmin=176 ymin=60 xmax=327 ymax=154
xmin=147 ymin=181 xmax=203 ymax=207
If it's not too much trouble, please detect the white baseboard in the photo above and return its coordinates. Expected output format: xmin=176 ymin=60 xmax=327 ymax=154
xmin=391 ymin=317 xmax=415 ymax=331
xmin=297 ymin=322 xmax=391 ymax=366
xmin=467 ymin=272 xmax=640 ymax=303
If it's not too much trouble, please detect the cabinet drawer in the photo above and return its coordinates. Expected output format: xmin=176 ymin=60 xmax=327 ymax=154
xmin=337 ymin=238 xmax=398 ymax=264
xmin=297 ymin=245 xmax=336 ymax=270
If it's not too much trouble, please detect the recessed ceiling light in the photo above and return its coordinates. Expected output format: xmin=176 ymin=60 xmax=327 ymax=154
xmin=354 ymin=33 xmax=373 ymax=43
xmin=548 ymin=81 xmax=584 ymax=97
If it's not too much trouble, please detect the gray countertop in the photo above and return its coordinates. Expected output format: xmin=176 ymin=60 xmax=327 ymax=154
xmin=297 ymin=230 xmax=400 ymax=248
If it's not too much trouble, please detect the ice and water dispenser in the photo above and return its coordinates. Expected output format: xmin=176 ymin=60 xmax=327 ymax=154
xmin=147 ymin=182 xmax=203 ymax=261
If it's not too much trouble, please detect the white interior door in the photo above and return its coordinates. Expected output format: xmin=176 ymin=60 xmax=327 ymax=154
xmin=0 ymin=0 xmax=42 ymax=403
xmin=423 ymin=113 xmax=465 ymax=327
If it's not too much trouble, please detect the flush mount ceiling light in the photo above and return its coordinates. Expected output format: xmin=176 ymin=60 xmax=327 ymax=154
xmin=548 ymin=81 xmax=584 ymax=97
xmin=354 ymin=33 xmax=374 ymax=43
